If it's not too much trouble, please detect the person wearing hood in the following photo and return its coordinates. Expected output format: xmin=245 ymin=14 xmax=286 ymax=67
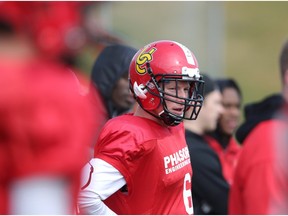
xmin=229 ymin=40 xmax=288 ymax=214
xmin=89 ymin=44 xmax=137 ymax=154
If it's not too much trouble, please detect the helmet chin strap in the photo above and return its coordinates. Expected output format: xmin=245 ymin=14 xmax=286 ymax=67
xmin=139 ymin=105 xmax=182 ymax=127
xmin=158 ymin=109 xmax=182 ymax=126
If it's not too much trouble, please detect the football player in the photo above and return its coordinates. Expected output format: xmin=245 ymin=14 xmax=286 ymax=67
xmin=78 ymin=40 xmax=204 ymax=215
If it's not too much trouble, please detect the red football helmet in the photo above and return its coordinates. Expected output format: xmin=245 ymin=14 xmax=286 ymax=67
xmin=129 ymin=40 xmax=204 ymax=126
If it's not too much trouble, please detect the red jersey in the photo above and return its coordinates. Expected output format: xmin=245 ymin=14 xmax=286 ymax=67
xmin=205 ymin=136 xmax=241 ymax=184
xmin=229 ymin=120 xmax=286 ymax=214
xmin=269 ymin=118 xmax=288 ymax=214
xmin=0 ymin=59 xmax=95 ymax=214
xmin=94 ymin=114 xmax=194 ymax=214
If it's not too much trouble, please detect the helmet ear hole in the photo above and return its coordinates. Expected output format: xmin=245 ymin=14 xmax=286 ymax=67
xmin=133 ymin=82 xmax=147 ymax=99
xmin=133 ymin=81 xmax=161 ymax=111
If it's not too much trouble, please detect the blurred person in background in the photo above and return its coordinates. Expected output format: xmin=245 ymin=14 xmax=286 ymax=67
xmin=0 ymin=1 xmax=136 ymax=159
xmin=0 ymin=10 xmax=96 ymax=214
xmin=88 ymin=44 xmax=137 ymax=155
xmin=0 ymin=1 xmax=94 ymax=96
xmin=0 ymin=51 xmax=96 ymax=215
xmin=205 ymin=78 xmax=242 ymax=185
xmin=0 ymin=1 xmax=88 ymax=67
xmin=229 ymin=39 xmax=288 ymax=214
xmin=269 ymin=112 xmax=288 ymax=214
xmin=184 ymin=74 xmax=228 ymax=215
xmin=0 ymin=1 xmax=123 ymax=72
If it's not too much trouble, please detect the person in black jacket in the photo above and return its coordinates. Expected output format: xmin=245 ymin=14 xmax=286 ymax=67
xmin=204 ymin=78 xmax=242 ymax=185
xmin=90 ymin=44 xmax=138 ymax=119
xmin=184 ymin=74 xmax=228 ymax=214
xmin=88 ymin=44 xmax=137 ymax=155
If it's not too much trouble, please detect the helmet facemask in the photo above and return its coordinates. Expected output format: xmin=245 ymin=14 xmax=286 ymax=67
xmin=134 ymin=63 xmax=204 ymax=126
xmin=129 ymin=40 xmax=205 ymax=126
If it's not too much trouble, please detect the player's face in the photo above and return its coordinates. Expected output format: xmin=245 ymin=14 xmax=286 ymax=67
xmin=218 ymin=87 xmax=241 ymax=135
xmin=162 ymin=80 xmax=190 ymax=116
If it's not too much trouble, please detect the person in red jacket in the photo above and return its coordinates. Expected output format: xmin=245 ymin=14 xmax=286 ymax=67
xmin=269 ymin=111 xmax=288 ymax=214
xmin=0 ymin=60 xmax=96 ymax=214
xmin=88 ymin=44 xmax=137 ymax=156
xmin=205 ymin=78 xmax=242 ymax=185
xmin=229 ymin=39 xmax=288 ymax=214
xmin=0 ymin=14 xmax=96 ymax=214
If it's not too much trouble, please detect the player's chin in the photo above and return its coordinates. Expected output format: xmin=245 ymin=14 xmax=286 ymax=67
xmin=171 ymin=110 xmax=184 ymax=117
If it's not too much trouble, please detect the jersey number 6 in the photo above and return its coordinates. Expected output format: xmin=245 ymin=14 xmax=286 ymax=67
xmin=183 ymin=173 xmax=194 ymax=214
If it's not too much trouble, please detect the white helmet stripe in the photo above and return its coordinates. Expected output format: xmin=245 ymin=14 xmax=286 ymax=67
xmin=174 ymin=41 xmax=195 ymax=65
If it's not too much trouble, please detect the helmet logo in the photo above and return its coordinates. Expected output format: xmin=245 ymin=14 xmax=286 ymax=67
xmin=136 ymin=47 xmax=156 ymax=74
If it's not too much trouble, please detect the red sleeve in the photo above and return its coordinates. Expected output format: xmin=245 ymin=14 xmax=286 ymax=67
xmin=269 ymin=120 xmax=288 ymax=214
xmin=229 ymin=121 xmax=279 ymax=214
xmin=1 ymin=63 xmax=95 ymax=178
xmin=0 ymin=61 xmax=97 ymax=214
xmin=94 ymin=122 xmax=137 ymax=188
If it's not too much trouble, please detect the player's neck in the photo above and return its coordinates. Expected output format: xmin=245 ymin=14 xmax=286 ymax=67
xmin=133 ymin=106 xmax=166 ymax=127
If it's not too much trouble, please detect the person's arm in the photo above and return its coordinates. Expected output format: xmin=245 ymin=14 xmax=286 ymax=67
xmin=241 ymin=161 xmax=279 ymax=214
xmin=77 ymin=158 xmax=126 ymax=215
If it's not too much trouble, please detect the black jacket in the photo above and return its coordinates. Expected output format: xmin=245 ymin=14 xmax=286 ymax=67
xmin=90 ymin=44 xmax=137 ymax=118
xmin=185 ymin=130 xmax=229 ymax=215
xmin=236 ymin=93 xmax=284 ymax=144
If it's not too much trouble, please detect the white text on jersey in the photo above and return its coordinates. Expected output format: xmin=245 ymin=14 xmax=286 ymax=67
xmin=163 ymin=147 xmax=191 ymax=174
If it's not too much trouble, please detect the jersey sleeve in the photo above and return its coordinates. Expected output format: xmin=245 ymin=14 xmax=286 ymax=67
xmin=229 ymin=120 xmax=282 ymax=214
xmin=94 ymin=126 xmax=139 ymax=188
xmin=0 ymin=60 xmax=96 ymax=214
xmin=1 ymin=65 xmax=95 ymax=178
xmin=78 ymin=158 xmax=125 ymax=215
